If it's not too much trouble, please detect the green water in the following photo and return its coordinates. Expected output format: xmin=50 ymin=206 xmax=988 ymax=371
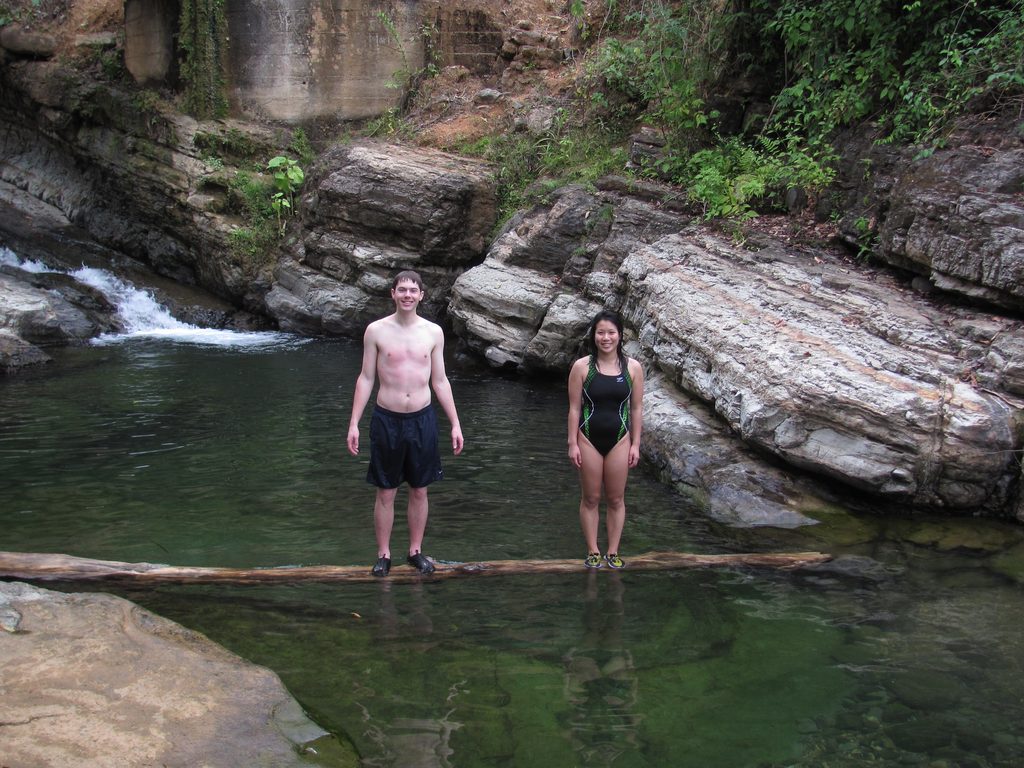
xmin=3 ymin=338 xmax=1024 ymax=767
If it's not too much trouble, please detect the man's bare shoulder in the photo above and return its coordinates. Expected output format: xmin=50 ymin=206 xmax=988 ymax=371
xmin=364 ymin=313 xmax=399 ymax=336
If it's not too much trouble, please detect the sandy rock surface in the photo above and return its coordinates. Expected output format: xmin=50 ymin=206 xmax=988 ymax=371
xmin=0 ymin=581 xmax=334 ymax=768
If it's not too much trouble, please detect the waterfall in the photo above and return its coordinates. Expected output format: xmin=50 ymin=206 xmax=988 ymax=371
xmin=0 ymin=247 xmax=301 ymax=348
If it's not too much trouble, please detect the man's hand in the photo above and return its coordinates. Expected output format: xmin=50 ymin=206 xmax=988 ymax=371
xmin=451 ymin=426 xmax=464 ymax=456
xmin=347 ymin=425 xmax=360 ymax=456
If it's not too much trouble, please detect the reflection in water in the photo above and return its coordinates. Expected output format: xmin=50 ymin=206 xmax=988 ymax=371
xmin=359 ymin=582 xmax=460 ymax=768
xmin=564 ymin=572 xmax=641 ymax=766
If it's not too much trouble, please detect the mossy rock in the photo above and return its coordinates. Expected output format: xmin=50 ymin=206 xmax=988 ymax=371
xmin=886 ymin=669 xmax=965 ymax=711
xmin=885 ymin=716 xmax=955 ymax=753
xmin=990 ymin=541 xmax=1024 ymax=583
xmin=898 ymin=518 xmax=1021 ymax=553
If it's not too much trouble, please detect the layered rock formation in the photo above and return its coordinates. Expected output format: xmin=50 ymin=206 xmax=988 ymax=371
xmin=446 ymin=178 xmax=1024 ymax=521
xmin=834 ymin=127 xmax=1024 ymax=313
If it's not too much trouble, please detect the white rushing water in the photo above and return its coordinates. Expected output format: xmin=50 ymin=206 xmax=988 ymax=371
xmin=1 ymin=246 xmax=303 ymax=348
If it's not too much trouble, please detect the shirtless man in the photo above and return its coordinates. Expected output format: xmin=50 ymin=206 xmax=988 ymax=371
xmin=347 ymin=270 xmax=464 ymax=576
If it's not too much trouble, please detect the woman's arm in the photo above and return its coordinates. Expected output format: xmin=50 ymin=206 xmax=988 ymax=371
xmin=567 ymin=358 xmax=585 ymax=468
xmin=627 ymin=358 xmax=644 ymax=468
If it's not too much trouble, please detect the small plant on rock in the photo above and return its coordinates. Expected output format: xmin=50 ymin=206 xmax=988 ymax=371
xmin=266 ymin=155 xmax=305 ymax=234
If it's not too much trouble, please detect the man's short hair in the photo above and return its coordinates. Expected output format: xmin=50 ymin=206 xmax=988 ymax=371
xmin=392 ymin=270 xmax=424 ymax=290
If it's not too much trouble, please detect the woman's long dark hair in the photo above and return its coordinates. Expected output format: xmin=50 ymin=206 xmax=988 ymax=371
xmin=587 ymin=310 xmax=629 ymax=377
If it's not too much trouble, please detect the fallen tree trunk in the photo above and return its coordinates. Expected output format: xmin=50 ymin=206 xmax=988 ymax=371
xmin=0 ymin=550 xmax=830 ymax=585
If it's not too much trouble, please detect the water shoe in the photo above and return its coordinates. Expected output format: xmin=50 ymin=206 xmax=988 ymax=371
xmin=584 ymin=552 xmax=603 ymax=569
xmin=371 ymin=556 xmax=391 ymax=577
xmin=605 ymin=553 xmax=625 ymax=569
xmin=407 ymin=552 xmax=435 ymax=575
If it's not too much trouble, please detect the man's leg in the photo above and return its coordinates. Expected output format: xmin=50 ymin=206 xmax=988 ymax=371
xmin=374 ymin=487 xmax=398 ymax=558
xmin=407 ymin=486 xmax=429 ymax=555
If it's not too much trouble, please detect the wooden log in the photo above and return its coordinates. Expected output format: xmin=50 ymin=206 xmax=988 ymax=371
xmin=0 ymin=550 xmax=831 ymax=585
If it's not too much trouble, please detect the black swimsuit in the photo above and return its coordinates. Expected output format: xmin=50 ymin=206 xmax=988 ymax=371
xmin=579 ymin=357 xmax=632 ymax=456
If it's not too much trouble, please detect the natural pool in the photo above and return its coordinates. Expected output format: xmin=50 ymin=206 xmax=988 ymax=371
xmin=3 ymin=335 xmax=1024 ymax=767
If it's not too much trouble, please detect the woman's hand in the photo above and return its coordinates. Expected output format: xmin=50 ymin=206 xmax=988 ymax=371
xmin=568 ymin=443 xmax=582 ymax=468
xmin=627 ymin=442 xmax=640 ymax=468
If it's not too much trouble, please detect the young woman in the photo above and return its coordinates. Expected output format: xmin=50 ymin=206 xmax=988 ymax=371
xmin=567 ymin=310 xmax=645 ymax=568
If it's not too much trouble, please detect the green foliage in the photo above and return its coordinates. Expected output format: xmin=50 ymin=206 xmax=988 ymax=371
xmin=179 ymin=0 xmax=228 ymax=119
xmin=681 ymin=136 xmax=833 ymax=220
xmin=581 ymin=1 xmax=732 ymax=147
xmin=852 ymin=214 xmax=877 ymax=259
xmin=363 ymin=108 xmax=414 ymax=139
xmin=226 ymin=167 xmax=288 ymax=266
xmin=751 ymin=0 xmax=1024 ymax=148
xmin=228 ymin=224 xmax=278 ymax=267
xmin=224 ymin=155 xmax=305 ymax=260
xmin=194 ymin=127 xmax=262 ymax=165
xmin=266 ymin=155 xmax=305 ymax=234
xmin=476 ymin=111 xmax=630 ymax=224
xmin=289 ymin=128 xmax=315 ymax=167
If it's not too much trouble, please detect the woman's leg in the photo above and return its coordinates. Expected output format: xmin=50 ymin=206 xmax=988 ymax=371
xmin=577 ymin=436 xmax=605 ymax=554
xmin=602 ymin=438 xmax=631 ymax=555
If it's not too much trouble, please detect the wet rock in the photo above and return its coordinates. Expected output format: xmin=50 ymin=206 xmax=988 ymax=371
xmin=885 ymin=716 xmax=955 ymax=753
xmin=0 ymin=270 xmax=120 ymax=344
xmin=0 ymin=328 xmax=50 ymax=373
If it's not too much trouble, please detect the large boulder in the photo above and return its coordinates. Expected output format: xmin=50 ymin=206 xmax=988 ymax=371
xmin=0 ymin=581 xmax=348 ymax=767
xmin=268 ymin=141 xmax=497 ymax=331
xmin=620 ymin=230 xmax=1021 ymax=514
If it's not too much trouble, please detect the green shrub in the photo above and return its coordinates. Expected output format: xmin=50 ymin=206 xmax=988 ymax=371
xmin=751 ymin=0 xmax=1024 ymax=148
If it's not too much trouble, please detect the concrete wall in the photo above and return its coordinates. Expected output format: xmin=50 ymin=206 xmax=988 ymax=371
xmin=123 ymin=0 xmax=506 ymax=123
xmin=124 ymin=0 xmax=179 ymax=85
xmin=225 ymin=0 xmax=426 ymax=122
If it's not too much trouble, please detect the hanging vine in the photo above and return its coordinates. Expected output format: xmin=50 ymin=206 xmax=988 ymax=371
xmin=179 ymin=0 xmax=228 ymax=119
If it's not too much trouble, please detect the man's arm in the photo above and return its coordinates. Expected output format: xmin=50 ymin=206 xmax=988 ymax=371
xmin=347 ymin=325 xmax=379 ymax=456
xmin=429 ymin=325 xmax=463 ymax=455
